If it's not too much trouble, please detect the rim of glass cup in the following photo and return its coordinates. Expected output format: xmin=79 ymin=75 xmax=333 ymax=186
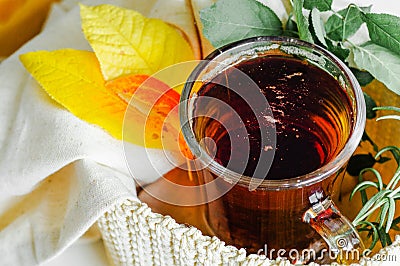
xmin=180 ymin=36 xmax=366 ymax=190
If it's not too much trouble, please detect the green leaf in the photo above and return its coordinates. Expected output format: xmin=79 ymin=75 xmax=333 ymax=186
xmin=361 ymin=131 xmax=378 ymax=152
xmin=354 ymin=194 xmax=389 ymax=225
xmin=356 ymin=221 xmax=379 ymax=250
xmin=350 ymin=67 xmax=374 ymax=86
xmin=379 ymin=202 xmax=389 ymax=229
xmin=386 ymin=197 xmax=396 ymax=233
xmin=293 ymin=0 xmax=314 ymax=43
xmin=303 ymin=0 xmax=332 ymax=12
xmin=325 ymin=5 xmax=371 ymax=41
xmin=363 ymin=168 xmax=383 ymax=190
xmin=374 ymin=106 xmax=400 ymax=112
xmin=377 ymin=115 xmax=400 ymax=121
xmin=200 ymin=0 xmax=282 ymax=48
xmin=377 ymin=156 xmax=391 ymax=164
xmin=374 ymin=106 xmax=400 ymax=121
xmin=356 ymin=169 xmax=369 ymax=205
xmin=310 ymin=8 xmax=327 ymax=47
xmin=376 ymin=146 xmax=400 ymax=167
xmin=350 ymin=180 xmax=379 ymax=200
xmin=351 ymin=42 xmax=400 ymax=95
xmin=284 ymin=14 xmax=299 ymax=37
xmin=392 ymin=216 xmax=400 ymax=230
xmin=326 ymin=39 xmax=350 ymax=61
xmin=387 ymin=233 xmax=393 ymax=246
xmin=363 ymin=13 xmax=400 ymax=55
xmin=325 ymin=14 xmax=342 ymax=41
xmin=377 ymin=226 xmax=389 ymax=246
xmin=353 ymin=190 xmax=390 ymax=224
xmin=347 ymin=153 xmax=376 ymax=176
xmin=363 ymin=92 xmax=377 ymax=119
xmin=392 ymin=224 xmax=400 ymax=231
xmin=393 ymin=193 xmax=400 ymax=200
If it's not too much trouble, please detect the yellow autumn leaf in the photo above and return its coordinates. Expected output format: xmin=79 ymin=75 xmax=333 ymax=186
xmin=19 ymin=49 xmax=190 ymax=150
xmin=80 ymin=4 xmax=195 ymax=81
xmin=19 ymin=49 xmax=161 ymax=148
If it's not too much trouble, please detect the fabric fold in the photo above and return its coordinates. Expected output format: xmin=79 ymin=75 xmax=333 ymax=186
xmin=0 ymin=0 xmax=198 ymax=265
xmin=0 ymin=159 xmax=137 ymax=265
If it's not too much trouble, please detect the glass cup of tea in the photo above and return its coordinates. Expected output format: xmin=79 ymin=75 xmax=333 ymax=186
xmin=179 ymin=36 xmax=366 ymax=263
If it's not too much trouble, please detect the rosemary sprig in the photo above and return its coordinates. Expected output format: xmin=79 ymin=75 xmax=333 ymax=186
xmin=374 ymin=106 xmax=400 ymax=121
xmin=351 ymin=108 xmax=400 ymax=250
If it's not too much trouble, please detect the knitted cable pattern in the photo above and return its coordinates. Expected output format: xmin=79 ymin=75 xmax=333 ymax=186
xmin=98 ymin=199 xmax=400 ymax=266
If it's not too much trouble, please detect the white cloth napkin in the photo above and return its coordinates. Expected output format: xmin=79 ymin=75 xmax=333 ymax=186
xmin=0 ymin=0 xmax=194 ymax=265
xmin=0 ymin=0 xmax=399 ymax=265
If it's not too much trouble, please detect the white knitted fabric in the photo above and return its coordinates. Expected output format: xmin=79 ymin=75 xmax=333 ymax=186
xmin=98 ymin=199 xmax=400 ymax=266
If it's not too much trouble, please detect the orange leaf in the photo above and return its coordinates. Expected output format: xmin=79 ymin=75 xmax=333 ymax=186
xmin=106 ymin=74 xmax=192 ymax=156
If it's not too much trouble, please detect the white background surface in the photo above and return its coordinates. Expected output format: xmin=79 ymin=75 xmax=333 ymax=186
xmin=40 ymin=1 xmax=400 ymax=265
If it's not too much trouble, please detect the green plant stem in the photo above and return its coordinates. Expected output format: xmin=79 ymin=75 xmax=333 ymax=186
xmin=353 ymin=198 xmax=388 ymax=225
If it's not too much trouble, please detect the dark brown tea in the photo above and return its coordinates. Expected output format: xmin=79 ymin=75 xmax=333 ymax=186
xmin=193 ymin=56 xmax=353 ymax=180
xmin=191 ymin=55 xmax=354 ymax=254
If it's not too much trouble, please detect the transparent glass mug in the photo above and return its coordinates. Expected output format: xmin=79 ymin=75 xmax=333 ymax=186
xmin=180 ymin=37 xmax=366 ymax=262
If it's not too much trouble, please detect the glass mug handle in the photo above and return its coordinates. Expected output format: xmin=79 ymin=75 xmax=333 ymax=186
xmin=302 ymin=190 xmax=365 ymax=263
